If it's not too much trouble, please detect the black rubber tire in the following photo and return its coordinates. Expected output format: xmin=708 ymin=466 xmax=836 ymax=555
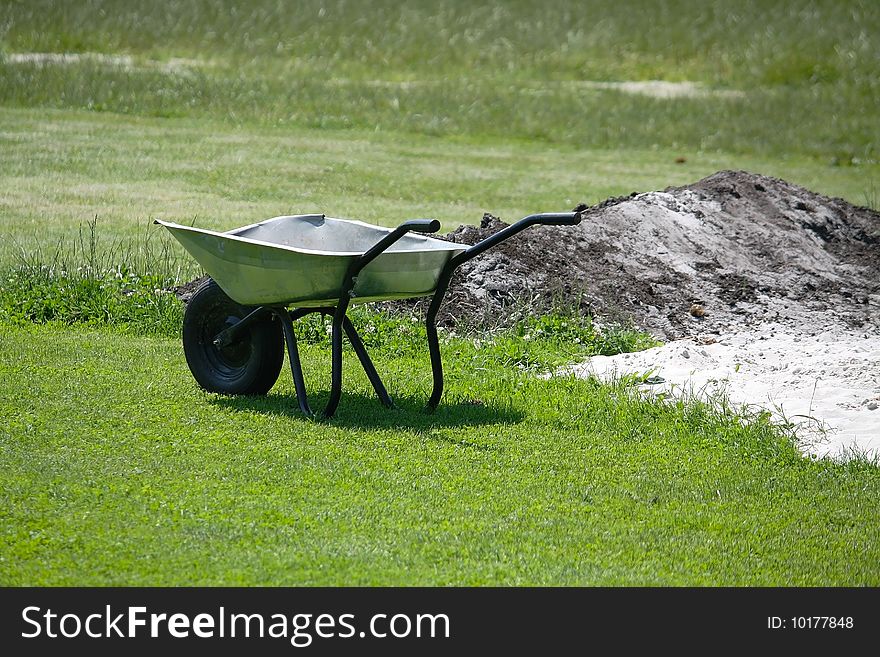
xmin=182 ymin=279 xmax=284 ymax=395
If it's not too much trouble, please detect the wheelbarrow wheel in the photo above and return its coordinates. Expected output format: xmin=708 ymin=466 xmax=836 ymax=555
xmin=182 ymin=279 xmax=283 ymax=395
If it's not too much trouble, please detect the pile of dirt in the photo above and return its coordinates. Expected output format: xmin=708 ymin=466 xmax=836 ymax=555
xmin=418 ymin=170 xmax=880 ymax=339
xmin=177 ymin=170 xmax=878 ymax=341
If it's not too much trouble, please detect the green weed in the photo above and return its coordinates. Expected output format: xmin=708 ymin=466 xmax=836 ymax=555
xmin=0 ymin=254 xmax=654 ymax=369
xmin=0 ymin=218 xmax=184 ymax=336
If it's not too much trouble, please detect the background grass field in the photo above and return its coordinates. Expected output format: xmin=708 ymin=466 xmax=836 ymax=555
xmin=1 ymin=0 xmax=878 ymax=261
xmin=1 ymin=1 xmax=878 ymax=585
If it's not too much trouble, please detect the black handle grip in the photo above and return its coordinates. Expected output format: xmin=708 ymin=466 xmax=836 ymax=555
xmin=533 ymin=212 xmax=581 ymax=226
xmin=399 ymin=219 xmax=441 ymax=233
xmin=457 ymin=211 xmax=581 ymax=262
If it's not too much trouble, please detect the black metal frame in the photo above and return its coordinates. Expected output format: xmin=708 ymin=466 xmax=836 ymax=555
xmin=212 ymin=213 xmax=582 ymax=418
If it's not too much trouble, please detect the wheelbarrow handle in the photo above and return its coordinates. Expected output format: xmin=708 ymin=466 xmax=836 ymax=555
xmin=457 ymin=211 xmax=582 ymax=264
xmin=424 ymin=210 xmax=583 ymax=411
xmin=322 ymin=217 xmax=443 ymax=418
xmin=529 ymin=212 xmax=583 ymax=226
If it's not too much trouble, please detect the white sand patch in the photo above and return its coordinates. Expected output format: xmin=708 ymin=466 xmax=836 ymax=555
xmin=569 ymin=79 xmax=744 ymax=99
xmin=313 ymin=77 xmax=743 ymax=99
xmin=564 ymin=320 xmax=880 ymax=460
xmin=4 ymin=52 xmax=206 ymax=75
xmin=7 ymin=52 xmax=135 ymax=66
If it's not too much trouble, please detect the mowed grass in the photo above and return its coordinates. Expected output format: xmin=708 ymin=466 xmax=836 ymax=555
xmin=2 ymin=321 xmax=878 ymax=586
xmin=1 ymin=108 xmax=877 ymax=267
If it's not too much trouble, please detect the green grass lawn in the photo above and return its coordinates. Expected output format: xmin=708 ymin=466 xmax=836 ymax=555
xmin=1 ymin=1 xmax=878 ymax=585
xmin=1 ymin=108 xmax=876 ymax=270
xmin=2 ymin=321 xmax=878 ymax=585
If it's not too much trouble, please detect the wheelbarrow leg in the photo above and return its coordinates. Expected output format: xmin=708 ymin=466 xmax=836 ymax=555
xmin=342 ymin=316 xmax=394 ymax=409
xmin=325 ymin=311 xmax=395 ymax=418
xmin=425 ymin=270 xmax=454 ymax=411
xmin=324 ymin=304 xmax=348 ymax=419
xmin=272 ymin=308 xmax=314 ymax=417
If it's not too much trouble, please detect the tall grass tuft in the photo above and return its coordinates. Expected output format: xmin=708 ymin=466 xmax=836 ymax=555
xmin=864 ymin=182 xmax=879 ymax=211
xmin=1 ymin=217 xmax=185 ymax=337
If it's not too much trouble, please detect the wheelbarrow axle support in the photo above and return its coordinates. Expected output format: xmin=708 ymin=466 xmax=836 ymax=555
xmin=268 ymin=306 xmax=393 ymax=418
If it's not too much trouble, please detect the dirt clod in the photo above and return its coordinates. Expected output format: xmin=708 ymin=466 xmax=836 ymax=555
xmin=689 ymin=303 xmax=706 ymax=318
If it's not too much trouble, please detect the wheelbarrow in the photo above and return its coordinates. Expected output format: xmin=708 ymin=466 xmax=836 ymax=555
xmin=156 ymin=211 xmax=582 ymax=418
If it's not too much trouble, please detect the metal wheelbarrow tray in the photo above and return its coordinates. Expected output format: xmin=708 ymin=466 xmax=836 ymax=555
xmin=157 ymin=211 xmax=582 ymax=418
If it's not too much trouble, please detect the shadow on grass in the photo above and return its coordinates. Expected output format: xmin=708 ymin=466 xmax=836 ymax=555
xmin=209 ymin=390 xmax=524 ymax=430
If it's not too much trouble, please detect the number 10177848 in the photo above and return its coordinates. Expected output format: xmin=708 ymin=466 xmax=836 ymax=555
xmin=768 ymin=616 xmax=854 ymax=630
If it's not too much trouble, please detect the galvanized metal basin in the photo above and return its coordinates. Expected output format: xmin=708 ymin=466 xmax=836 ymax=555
xmin=156 ymin=214 xmax=466 ymax=307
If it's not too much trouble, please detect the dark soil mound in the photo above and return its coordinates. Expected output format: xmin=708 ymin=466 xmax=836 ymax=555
xmin=399 ymin=170 xmax=879 ymax=338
